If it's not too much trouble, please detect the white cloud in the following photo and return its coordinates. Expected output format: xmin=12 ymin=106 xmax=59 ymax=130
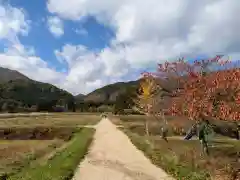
xmin=0 ymin=46 xmax=64 ymax=84
xmin=47 ymin=0 xmax=240 ymax=58
xmin=0 ymin=4 xmax=30 ymax=41
xmin=1 ymin=1 xmax=240 ymax=95
xmin=4 ymin=39 xmax=35 ymax=56
xmin=54 ymin=44 xmax=108 ymax=94
xmin=47 ymin=0 xmax=125 ymax=21
xmin=47 ymin=0 xmax=240 ymax=73
xmin=47 ymin=16 xmax=64 ymax=37
xmin=0 ymin=3 xmax=64 ymax=89
xmin=75 ymin=28 xmax=88 ymax=36
xmin=45 ymin=0 xmax=240 ymax=94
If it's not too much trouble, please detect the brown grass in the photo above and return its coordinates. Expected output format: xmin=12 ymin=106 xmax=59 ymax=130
xmin=0 ymin=139 xmax=64 ymax=175
xmin=0 ymin=127 xmax=77 ymax=140
xmin=116 ymin=115 xmax=240 ymax=180
xmin=0 ymin=113 xmax=100 ymax=127
xmin=0 ymin=114 xmax=100 ymax=177
xmin=124 ymin=130 xmax=239 ymax=180
xmin=112 ymin=115 xmax=238 ymax=138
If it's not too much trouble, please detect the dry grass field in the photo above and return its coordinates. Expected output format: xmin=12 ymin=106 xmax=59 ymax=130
xmin=0 ymin=113 xmax=99 ymax=179
xmin=112 ymin=115 xmax=240 ymax=180
xmin=0 ymin=139 xmax=64 ymax=175
xmin=112 ymin=115 xmax=238 ymax=137
xmin=0 ymin=113 xmax=100 ymax=127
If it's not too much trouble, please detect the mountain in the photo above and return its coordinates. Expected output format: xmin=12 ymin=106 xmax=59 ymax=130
xmin=82 ymin=76 xmax=177 ymax=104
xmin=0 ymin=67 xmax=74 ymax=112
xmin=0 ymin=67 xmax=30 ymax=83
xmin=83 ymin=80 xmax=140 ymax=103
xmin=75 ymin=93 xmax=85 ymax=101
xmin=0 ymin=67 xmax=171 ymax=110
xmin=79 ymin=78 xmax=175 ymax=115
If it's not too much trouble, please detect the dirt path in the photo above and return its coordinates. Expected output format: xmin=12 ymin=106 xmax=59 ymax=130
xmin=72 ymin=118 xmax=174 ymax=180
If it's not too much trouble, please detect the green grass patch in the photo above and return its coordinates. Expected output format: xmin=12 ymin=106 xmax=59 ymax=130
xmin=7 ymin=128 xmax=95 ymax=180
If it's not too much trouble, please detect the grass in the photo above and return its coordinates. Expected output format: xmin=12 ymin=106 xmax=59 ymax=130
xmin=0 ymin=113 xmax=99 ymax=178
xmin=112 ymin=115 xmax=238 ymax=138
xmin=7 ymin=127 xmax=95 ymax=180
xmin=124 ymin=130 xmax=239 ymax=180
xmin=115 ymin=115 xmax=240 ymax=180
xmin=0 ymin=139 xmax=65 ymax=176
xmin=112 ymin=115 xmax=196 ymax=136
xmin=0 ymin=127 xmax=78 ymax=141
xmin=0 ymin=113 xmax=100 ymax=127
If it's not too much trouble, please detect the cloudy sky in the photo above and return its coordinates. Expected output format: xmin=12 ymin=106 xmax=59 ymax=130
xmin=0 ymin=0 xmax=239 ymax=95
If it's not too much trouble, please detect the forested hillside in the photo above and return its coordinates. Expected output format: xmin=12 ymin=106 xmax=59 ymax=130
xmin=0 ymin=68 xmax=75 ymax=112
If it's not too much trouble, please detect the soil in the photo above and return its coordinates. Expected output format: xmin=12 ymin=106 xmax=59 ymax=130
xmin=0 ymin=127 xmax=79 ymax=140
xmin=72 ymin=118 xmax=174 ymax=180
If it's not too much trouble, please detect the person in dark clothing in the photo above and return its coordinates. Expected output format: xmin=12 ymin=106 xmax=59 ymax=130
xmin=101 ymin=113 xmax=107 ymax=118
xmin=198 ymin=120 xmax=210 ymax=155
xmin=185 ymin=119 xmax=211 ymax=155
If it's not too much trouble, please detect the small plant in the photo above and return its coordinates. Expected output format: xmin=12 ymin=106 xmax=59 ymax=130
xmin=0 ymin=173 xmax=8 ymax=180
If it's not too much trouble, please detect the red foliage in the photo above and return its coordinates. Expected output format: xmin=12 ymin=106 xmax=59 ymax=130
xmin=150 ymin=55 xmax=240 ymax=122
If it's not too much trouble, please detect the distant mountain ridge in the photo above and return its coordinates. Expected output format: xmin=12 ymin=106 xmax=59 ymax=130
xmin=83 ymin=80 xmax=140 ymax=103
xmin=75 ymin=93 xmax=85 ymax=101
xmin=0 ymin=67 xmax=141 ymax=106
xmin=0 ymin=66 xmax=174 ymax=111
xmin=0 ymin=67 xmax=30 ymax=83
xmin=0 ymin=67 xmax=74 ymax=112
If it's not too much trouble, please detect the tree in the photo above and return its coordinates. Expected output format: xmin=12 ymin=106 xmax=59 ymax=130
xmin=134 ymin=76 xmax=155 ymax=136
xmin=134 ymin=75 xmax=168 ymax=140
xmin=114 ymin=90 xmax=136 ymax=114
xmin=1 ymin=102 xmax=8 ymax=112
xmin=164 ymin=57 xmax=239 ymax=122
xmin=146 ymin=55 xmax=240 ymax=154
xmin=72 ymin=102 xmax=76 ymax=112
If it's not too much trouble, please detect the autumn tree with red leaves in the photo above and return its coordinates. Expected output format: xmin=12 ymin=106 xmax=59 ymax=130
xmin=139 ymin=55 xmax=240 ymax=154
xmin=155 ymin=55 xmax=240 ymax=123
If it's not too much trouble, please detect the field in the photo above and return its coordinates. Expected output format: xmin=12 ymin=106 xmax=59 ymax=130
xmin=0 ymin=113 xmax=100 ymax=127
xmin=0 ymin=113 xmax=99 ymax=179
xmin=112 ymin=115 xmax=240 ymax=180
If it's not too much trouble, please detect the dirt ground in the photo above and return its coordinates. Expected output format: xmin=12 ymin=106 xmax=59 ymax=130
xmin=72 ymin=118 xmax=174 ymax=180
xmin=0 ymin=127 xmax=77 ymax=140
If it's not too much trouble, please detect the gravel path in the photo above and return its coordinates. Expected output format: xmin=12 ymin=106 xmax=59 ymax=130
xmin=72 ymin=118 xmax=174 ymax=180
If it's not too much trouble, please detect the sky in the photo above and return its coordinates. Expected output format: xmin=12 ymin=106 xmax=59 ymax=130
xmin=0 ymin=0 xmax=239 ymax=95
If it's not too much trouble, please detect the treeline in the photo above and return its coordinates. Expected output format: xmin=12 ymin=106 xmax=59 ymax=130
xmin=0 ymin=78 xmax=142 ymax=114
xmin=0 ymin=98 xmax=76 ymax=113
xmin=0 ymin=92 xmax=141 ymax=114
xmin=0 ymin=93 xmax=140 ymax=114
xmin=0 ymin=79 xmax=76 ymax=113
xmin=75 ymin=87 xmax=142 ymax=114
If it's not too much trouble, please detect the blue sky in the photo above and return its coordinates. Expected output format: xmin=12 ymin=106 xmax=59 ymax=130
xmin=5 ymin=0 xmax=115 ymax=72
xmin=0 ymin=0 xmax=239 ymax=95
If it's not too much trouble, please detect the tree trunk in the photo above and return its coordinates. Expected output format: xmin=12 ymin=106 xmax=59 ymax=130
xmin=234 ymin=122 xmax=239 ymax=140
xmin=145 ymin=119 xmax=149 ymax=136
xmin=161 ymin=113 xmax=168 ymax=142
